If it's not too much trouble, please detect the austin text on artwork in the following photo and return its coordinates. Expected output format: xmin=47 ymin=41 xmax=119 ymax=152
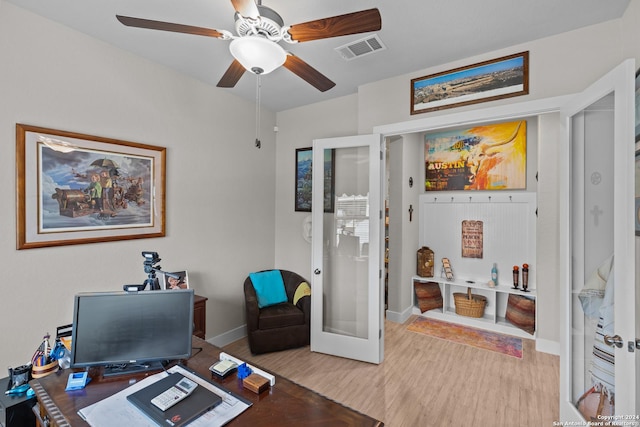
xmin=424 ymin=120 xmax=526 ymax=191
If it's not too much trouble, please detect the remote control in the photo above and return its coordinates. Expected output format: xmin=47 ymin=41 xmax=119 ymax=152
xmin=151 ymin=377 xmax=198 ymax=411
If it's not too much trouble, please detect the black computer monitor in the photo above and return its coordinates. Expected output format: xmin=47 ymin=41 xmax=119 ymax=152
xmin=70 ymin=289 xmax=194 ymax=377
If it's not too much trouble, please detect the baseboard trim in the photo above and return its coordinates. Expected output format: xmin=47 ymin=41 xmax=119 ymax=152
xmin=207 ymin=324 xmax=246 ymax=348
xmin=535 ymin=338 xmax=560 ymax=355
xmin=385 ymin=306 xmax=413 ymax=324
xmin=208 ymin=321 xmax=560 ymax=357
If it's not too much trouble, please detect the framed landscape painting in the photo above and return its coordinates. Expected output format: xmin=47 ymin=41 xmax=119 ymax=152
xmin=16 ymin=124 xmax=166 ymax=249
xmin=295 ymin=147 xmax=335 ymax=212
xmin=411 ymin=51 xmax=529 ymax=115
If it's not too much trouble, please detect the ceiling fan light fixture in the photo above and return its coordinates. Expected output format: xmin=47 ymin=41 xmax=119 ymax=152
xmin=229 ymin=36 xmax=286 ymax=75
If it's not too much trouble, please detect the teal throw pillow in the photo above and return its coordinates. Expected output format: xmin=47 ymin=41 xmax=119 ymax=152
xmin=250 ymin=270 xmax=288 ymax=308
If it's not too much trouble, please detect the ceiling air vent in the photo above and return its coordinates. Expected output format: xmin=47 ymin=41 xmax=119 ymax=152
xmin=335 ymin=34 xmax=386 ymax=61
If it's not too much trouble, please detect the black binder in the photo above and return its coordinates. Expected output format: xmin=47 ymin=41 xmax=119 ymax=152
xmin=127 ymin=372 xmax=222 ymax=427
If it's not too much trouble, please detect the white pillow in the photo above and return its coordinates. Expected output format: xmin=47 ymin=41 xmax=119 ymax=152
xmin=599 ymin=269 xmax=614 ymax=335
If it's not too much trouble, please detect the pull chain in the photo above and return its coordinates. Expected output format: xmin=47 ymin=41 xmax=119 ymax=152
xmin=255 ymin=75 xmax=261 ymax=149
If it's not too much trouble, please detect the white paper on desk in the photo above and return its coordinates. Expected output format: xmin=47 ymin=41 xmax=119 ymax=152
xmin=77 ymin=373 xmax=166 ymax=427
xmin=77 ymin=365 xmax=250 ymax=427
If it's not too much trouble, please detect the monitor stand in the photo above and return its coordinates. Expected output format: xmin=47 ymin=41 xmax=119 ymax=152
xmin=102 ymin=361 xmax=165 ymax=378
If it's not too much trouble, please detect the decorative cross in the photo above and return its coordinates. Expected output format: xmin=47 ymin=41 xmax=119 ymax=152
xmin=590 ymin=205 xmax=603 ymax=227
xmin=409 ymin=204 xmax=414 ymax=222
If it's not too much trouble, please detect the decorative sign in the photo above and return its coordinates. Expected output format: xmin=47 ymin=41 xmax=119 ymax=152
xmin=461 ymin=220 xmax=483 ymax=259
xmin=424 ymin=120 xmax=527 ymax=191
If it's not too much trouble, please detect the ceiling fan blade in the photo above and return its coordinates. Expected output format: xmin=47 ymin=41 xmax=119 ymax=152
xmin=116 ymin=15 xmax=224 ymax=38
xmin=217 ymin=60 xmax=246 ymax=88
xmin=283 ymin=54 xmax=335 ymax=92
xmin=287 ymin=8 xmax=381 ymax=43
xmin=230 ymin=0 xmax=260 ymax=19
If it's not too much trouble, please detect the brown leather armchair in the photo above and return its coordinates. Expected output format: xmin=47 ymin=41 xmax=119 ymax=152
xmin=243 ymin=270 xmax=311 ymax=354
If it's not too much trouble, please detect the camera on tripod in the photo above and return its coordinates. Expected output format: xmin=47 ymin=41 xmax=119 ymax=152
xmin=123 ymin=251 xmax=164 ymax=291
xmin=123 ymin=251 xmax=182 ymax=292
xmin=141 ymin=251 xmax=162 ymax=290
xmin=142 ymin=251 xmax=161 ymax=271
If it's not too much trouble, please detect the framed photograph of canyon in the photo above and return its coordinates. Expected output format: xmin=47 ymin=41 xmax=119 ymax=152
xmin=411 ymin=51 xmax=529 ymax=115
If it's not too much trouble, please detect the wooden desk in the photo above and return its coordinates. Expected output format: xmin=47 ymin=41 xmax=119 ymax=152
xmin=31 ymin=337 xmax=383 ymax=427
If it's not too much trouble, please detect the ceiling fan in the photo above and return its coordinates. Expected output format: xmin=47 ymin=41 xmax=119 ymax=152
xmin=116 ymin=0 xmax=382 ymax=92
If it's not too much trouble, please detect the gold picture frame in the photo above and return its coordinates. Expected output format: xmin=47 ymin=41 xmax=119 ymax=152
xmin=16 ymin=124 xmax=166 ymax=249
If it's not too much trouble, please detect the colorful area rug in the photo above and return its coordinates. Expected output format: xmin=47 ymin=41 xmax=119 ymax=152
xmin=407 ymin=316 xmax=523 ymax=359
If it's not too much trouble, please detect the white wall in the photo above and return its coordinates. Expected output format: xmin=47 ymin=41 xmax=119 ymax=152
xmin=275 ymin=6 xmax=640 ymax=350
xmin=273 ymin=95 xmax=358 ymax=276
xmin=386 ymin=134 xmax=420 ymax=318
xmin=356 ymin=18 xmax=624 ymax=134
xmin=0 ymin=1 xmax=277 ymax=370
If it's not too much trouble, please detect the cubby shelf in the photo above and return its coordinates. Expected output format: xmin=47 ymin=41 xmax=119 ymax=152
xmin=412 ymin=275 xmax=536 ymax=340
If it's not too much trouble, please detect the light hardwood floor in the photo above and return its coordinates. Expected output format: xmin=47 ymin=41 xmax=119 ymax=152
xmin=223 ymin=316 xmax=560 ymax=426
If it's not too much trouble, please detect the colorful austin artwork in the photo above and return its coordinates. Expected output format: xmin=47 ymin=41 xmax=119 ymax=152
xmin=424 ymin=120 xmax=527 ymax=191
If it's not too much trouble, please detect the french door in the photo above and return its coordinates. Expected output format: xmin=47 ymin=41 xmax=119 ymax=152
xmin=559 ymin=59 xmax=637 ymax=420
xmin=310 ymin=134 xmax=384 ymax=364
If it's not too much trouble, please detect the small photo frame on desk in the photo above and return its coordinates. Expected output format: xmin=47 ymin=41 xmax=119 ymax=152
xmin=160 ymin=270 xmax=189 ymax=289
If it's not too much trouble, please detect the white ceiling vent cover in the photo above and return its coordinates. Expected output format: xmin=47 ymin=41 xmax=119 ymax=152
xmin=335 ymin=34 xmax=386 ymax=61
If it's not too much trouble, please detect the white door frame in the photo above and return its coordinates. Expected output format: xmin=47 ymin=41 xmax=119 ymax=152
xmin=375 ymin=97 xmax=570 ymax=350
xmin=372 ymin=60 xmax=636 ymax=421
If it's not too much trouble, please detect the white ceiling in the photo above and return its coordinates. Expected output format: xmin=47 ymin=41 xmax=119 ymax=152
xmin=7 ymin=0 xmax=630 ymax=112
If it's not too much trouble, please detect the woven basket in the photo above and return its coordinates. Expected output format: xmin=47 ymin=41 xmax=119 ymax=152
xmin=453 ymin=287 xmax=487 ymax=318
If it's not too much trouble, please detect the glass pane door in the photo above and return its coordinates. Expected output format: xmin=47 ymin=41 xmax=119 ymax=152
xmin=560 ymin=59 xmax=637 ymax=421
xmin=570 ymin=94 xmax=616 ymax=415
xmin=311 ymin=134 xmax=383 ymax=364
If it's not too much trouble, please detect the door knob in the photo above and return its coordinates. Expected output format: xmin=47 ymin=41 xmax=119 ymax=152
xmin=314 ymin=269 xmax=321 ymax=275
xmin=604 ymin=334 xmax=624 ymax=348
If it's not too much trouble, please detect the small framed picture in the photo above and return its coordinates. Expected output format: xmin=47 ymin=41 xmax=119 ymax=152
xmin=160 ymin=270 xmax=189 ymax=290
xmin=294 ymin=147 xmax=335 ymax=212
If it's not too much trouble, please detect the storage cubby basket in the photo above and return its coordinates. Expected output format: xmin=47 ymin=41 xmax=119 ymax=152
xmin=453 ymin=287 xmax=487 ymax=318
